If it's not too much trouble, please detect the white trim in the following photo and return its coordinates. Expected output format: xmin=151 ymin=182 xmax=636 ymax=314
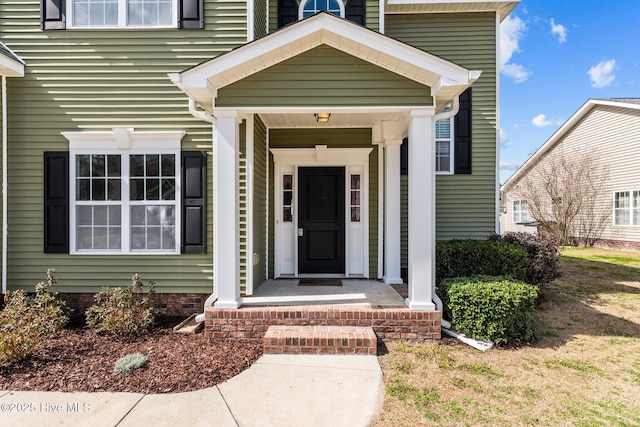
xmin=298 ymin=0 xmax=345 ymax=19
xmin=495 ymin=12 xmax=501 ymax=233
xmin=271 ymin=147 xmax=372 ymax=278
xmin=63 ymin=129 xmax=185 ymax=255
xmin=66 ymin=0 xmax=179 ymax=29
xmin=0 ymin=43 xmax=25 ymax=77
xmin=245 ymin=116 xmax=255 ymax=294
xmin=2 ymin=76 xmax=7 ymax=293
xmin=265 ymin=125 xmax=270 ymax=280
xmin=384 ymin=0 xmax=519 ymax=22
xmin=173 ymin=13 xmax=478 ymax=111
xmin=247 ymin=0 xmax=255 ymax=41
xmin=379 ymin=0 xmax=385 ymax=33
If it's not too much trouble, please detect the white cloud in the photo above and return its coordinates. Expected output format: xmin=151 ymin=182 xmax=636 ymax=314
xmin=550 ymin=18 xmax=567 ymax=43
xmin=500 ymin=160 xmax=521 ymax=170
xmin=500 ymin=15 xmax=531 ymax=83
xmin=499 ymin=128 xmax=508 ymax=146
xmin=588 ymin=59 xmax=616 ymax=88
xmin=532 ymin=113 xmax=563 ymax=128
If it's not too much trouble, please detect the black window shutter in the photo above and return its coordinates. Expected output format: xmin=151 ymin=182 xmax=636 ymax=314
xmin=182 ymin=151 xmax=207 ymax=254
xmin=278 ymin=0 xmax=299 ymax=28
xmin=454 ymin=87 xmax=472 ymax=174
xmin=345 ymin=0 xmax=366 ymax=26
xmin=179 ymin=0 xmax=204 ymax=29
xmin=41 ymin=0 xmax=66 ymax=30
xmin=400 ymin=137 xmax=408 ymax=175
xmin=44 ymin=152 xmax=69 ymax=253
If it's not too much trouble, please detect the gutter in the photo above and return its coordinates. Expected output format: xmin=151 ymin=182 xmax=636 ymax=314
xmin=186 ymin=97 xmax=218 ymax=324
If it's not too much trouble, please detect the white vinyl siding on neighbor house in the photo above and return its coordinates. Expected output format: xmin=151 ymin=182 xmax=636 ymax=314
xmin=614 ymin=190 xmax=640 ymax=226
xmin=67 ymin=0 xmax=178 ymax=28
xmin=512 ymin=199 xmax=529 ymax=223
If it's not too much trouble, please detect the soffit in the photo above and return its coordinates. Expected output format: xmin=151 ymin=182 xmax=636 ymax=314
xmin=0 ymin=42 xmax=25 ymax=77
xmin=384 ymin=0 xmax=520 ymax=22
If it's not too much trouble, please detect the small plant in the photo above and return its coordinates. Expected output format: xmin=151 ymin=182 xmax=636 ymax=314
xmin=441 ymin=275 xmax=538 ymax=345
xmin=114 ymin=352 xmax=148 ymax=374
xmin=85 ymin=274 xmax=159 ymax=336
xmin=0 ymin=269 xmax=68 ymax=361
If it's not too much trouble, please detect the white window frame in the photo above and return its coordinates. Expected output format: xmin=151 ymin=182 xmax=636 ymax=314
xmin=512 ymin=199 xmax=529 ymax=223
xmin=613 ymin=190 xmax=640 ymax=227
xmin=298 ymin=0 xmax=345 ymax=20
xmin=63 ymin=129 xmax=184 ymax=255
xmin=435 ymin=116 xmax=454 ymax=175
xmin=66 ymin=0 xmax=178 ymax=29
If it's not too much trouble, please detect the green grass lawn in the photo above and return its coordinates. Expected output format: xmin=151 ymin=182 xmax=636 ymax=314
xmin=374 ymin=247 xmax=640 ymax=426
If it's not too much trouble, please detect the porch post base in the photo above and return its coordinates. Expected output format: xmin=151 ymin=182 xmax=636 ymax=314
xmin=405 ymin=298 xmax=436 ymax=311
xmin=213 ymin=297 xmax=243 ymax=309
xmin=384 ymin=277 xmax=403 ymax=285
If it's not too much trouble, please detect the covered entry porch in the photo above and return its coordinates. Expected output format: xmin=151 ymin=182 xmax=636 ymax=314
xmin=171 ymin=13 xmax=479 ymax=317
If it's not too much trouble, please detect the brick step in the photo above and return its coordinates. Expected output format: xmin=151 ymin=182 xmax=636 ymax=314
xmin=263 ymin=325 xmax=377 ymax=355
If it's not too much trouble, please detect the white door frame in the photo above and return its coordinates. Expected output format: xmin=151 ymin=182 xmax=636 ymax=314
xmin=271 ymin=146 xmax=372 ymax=278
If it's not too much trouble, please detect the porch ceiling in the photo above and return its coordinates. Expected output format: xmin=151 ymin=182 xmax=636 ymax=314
xmin=256 ymin=110 xmax=407 ymax=128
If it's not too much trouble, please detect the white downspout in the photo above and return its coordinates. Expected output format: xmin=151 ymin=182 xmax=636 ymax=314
xmin=430 ymin=94 xmax=494 ymax=351
xmin=187 ymin=98 xmax=218 ymax=324
xmin=2 ymin=76 xmax=7 ymax=294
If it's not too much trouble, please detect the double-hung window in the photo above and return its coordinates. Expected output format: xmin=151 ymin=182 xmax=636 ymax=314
xmin=614 ymin=190 xmax=640 ymax=226
xmin=68 ymin=0 xmax=178 ymax=28
xmin=67 ymin=130 xmax=183 ymax=254
xmin=512 ymin=199 xmax=529 ymax=223
xmin=435 ymin=115 xmax=454 ymax=174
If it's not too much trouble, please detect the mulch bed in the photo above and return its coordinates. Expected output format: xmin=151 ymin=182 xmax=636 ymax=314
xmin=0 ymin=320 xmax=263 ymax=394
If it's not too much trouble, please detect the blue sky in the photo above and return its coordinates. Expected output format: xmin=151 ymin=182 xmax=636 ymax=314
xmin=499 ymin=0 xmax=640 ymax=183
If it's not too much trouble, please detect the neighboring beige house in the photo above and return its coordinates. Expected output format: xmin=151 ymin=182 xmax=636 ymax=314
xmin=502 ymin=98 xmax=640 ymax=251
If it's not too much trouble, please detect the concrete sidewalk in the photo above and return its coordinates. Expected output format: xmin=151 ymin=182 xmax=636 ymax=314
xmin=0 ymin=354 xmax=384 ymax=427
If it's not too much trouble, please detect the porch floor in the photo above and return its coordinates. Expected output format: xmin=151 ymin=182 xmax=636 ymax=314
xmin=243 ymin=279 xmax=406 ymax=307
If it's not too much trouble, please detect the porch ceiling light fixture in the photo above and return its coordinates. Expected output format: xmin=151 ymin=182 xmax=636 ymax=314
xmin=314 ymin=113 xmax=331 ymax=123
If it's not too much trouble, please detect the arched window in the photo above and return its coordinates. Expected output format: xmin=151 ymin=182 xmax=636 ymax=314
xmin=298 ymin=0 xmax=345 ymax=19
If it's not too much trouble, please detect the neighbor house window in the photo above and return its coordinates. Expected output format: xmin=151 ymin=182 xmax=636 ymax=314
xmin=68 ymin=0 xmax=177 ymax=28
xmin=435 ymin=115 xmax=454 ymax=173
xmin=299 ymin=0 xmax=344 ymax=19
xmin=512 ymin=200 xmax=529 ymax=223
xmin=614 ymin=190 xmax=640 ymax=226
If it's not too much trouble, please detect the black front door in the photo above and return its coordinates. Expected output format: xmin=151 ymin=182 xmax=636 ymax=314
xmin=298 ymin=167 xmax=345 ymax=273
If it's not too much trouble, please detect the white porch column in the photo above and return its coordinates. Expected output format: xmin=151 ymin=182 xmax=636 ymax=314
xmin=382 ymin=121 xmax=403 ymax=285
xmin=407 ymin=109 xmax=436 ymax=310
xmin=213 ymin=110 xmax=242 ymax=309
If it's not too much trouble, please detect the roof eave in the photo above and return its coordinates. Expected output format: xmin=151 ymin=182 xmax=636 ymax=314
xmin=502 ymin=98 xmax=640 ymax=192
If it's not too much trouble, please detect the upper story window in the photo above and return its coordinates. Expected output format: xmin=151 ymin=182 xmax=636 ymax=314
xmin=298 ymin=0 xmax=345 ymax=19
xmin=68 ymin=0 xmax=178 ymax=28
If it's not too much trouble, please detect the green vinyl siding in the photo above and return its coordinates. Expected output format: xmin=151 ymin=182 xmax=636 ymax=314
xmin=216 ymin=45 xmax=431 ymax=108
xmin=268 ymin=128 xmax=377 ymax=278
xmin=253 ymin=115 xmax=268 ymax=289
xmin=387 ymin=12 xmax=497 ymax=272
xmin=268 ymin=0 xmax=379 ymax=32
xmin=0 ymin=0 xmax=247 ymax=293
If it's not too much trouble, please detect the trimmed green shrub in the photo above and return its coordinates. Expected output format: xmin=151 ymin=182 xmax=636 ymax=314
xmin=86 ymin=274 xmax=159 ymax=336
xmin=0 ymin=269 xmax=69 ymax=361
xmin=441 ymin=275 xmax=538 ymax=344
xmin=487 ymin=232 xmax=561 ymax=287
xmin=114 ymin=352 xmax=148 ymax=374
xmin=436 ymin=239 xmax=528 ymax=285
